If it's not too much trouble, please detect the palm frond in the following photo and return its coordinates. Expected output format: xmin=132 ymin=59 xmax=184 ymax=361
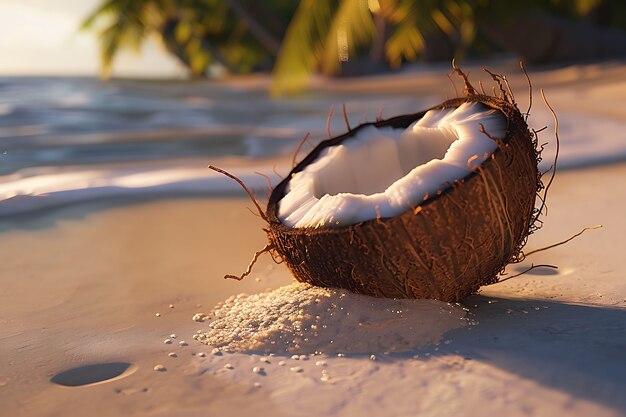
xmin=320 ymin=0 xmax=377 ymax=75
xmin=96 ymin=2 xmax=149 ymax=77
xmin=270 ymin=0 xmax=337 ymax=96
xmin=80 ymin=0 xmax=119 ymax=30
xmin=382 ymin=0 xmax=426 ymax=68
xmin=384 ymin=18 xmax=425 ymax=67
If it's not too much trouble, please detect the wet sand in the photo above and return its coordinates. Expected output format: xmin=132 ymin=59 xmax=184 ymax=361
xmin=1 ymin=162 xmax=625 ymax=416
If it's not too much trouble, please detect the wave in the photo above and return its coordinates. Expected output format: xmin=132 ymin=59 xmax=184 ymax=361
xmin=0 ymin=164 xmax=289 ymax=217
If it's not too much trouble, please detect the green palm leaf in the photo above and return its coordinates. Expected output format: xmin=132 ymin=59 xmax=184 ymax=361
xmin=270 ymin=0 xmax=337 ymax=96
xmin=320 ymin=0 xmax=377 ymax=75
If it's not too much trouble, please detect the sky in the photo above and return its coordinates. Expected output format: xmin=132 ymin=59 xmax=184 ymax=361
xmin=0 ymin=0 xmax=186 ymax=77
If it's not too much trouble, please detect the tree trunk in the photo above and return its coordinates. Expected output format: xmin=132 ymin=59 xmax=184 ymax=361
xmin=369 ymin=12 xmax=388 ymax=64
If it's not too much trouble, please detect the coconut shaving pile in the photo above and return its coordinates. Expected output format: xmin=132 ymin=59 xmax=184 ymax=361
xmin=193 ymin=282 xmax=468 ymax=354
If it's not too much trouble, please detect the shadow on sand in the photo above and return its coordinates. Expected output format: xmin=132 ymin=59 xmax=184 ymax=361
xmin=405 ymin=296 xmax=626 ymax=413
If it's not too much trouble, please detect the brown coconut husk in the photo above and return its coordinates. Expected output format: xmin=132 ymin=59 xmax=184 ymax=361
xmin=262 ymin=74 xmax=542 ymax=302
xmin=209 ymin=66 xmax=552 ymax=302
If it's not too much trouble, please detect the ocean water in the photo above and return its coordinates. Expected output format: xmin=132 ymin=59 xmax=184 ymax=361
xmin=1 ymin=75 xmax=625 ymax=216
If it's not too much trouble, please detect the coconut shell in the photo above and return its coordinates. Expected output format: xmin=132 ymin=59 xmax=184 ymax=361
xmin=265 ymin=95 xmax=539 ymax=302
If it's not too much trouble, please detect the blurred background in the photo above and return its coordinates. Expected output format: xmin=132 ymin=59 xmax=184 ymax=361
xmin=5 ymin=0 xmax=626 ymax=82
xmin=4 ymin=5 xmax=626 ymax=417
xmin=1 ymin=0 xmax=626 ymax=215
xmin=4 ymin=1 xmax=626 ymax=84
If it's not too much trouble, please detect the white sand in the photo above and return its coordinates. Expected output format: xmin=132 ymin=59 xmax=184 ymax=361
xmin=2 ymin=62 xmax=626 ymax=417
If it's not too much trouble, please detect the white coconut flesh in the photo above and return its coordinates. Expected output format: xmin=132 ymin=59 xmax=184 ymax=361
xmin=278 ymin=102 xmax=506 ymax=228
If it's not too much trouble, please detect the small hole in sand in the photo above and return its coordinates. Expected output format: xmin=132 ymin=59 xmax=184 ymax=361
xmin=51 ymin=362 xmax=135 ymax=387
xmin=515 ymin=266 xmax=559 ymax=276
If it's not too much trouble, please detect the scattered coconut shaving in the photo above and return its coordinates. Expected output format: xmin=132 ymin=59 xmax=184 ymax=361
xmin=194 ymin=282 xmax=468 ymax=354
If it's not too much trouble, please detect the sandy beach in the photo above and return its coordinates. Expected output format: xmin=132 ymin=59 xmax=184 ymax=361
xmin=1 ymin=158 xmax=625 ymax=416
xmin=1 ymin=60 xmax=626 ymax=416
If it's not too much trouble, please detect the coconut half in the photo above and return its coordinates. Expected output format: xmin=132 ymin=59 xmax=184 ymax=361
xmin=265 ymin=91 xmax=540 ymax=302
